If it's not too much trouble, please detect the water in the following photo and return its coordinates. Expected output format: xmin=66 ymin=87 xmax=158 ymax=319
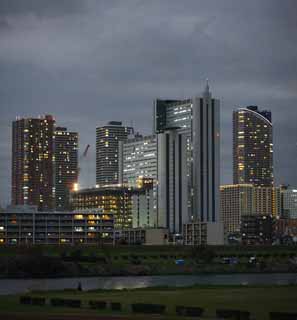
xmin=0 ymin=273 xmax=296 ymax=295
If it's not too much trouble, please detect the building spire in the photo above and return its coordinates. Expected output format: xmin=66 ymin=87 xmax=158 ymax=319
xmin=203 ymin=78 xmax=211 ymax=98
xmin=205 ymin=78 xmax=210 ymax=93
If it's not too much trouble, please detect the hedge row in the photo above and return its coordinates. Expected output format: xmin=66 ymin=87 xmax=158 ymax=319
xmin=176 ymin=305 xmax=204 ymax=317
xmin=131 ymin=303 xmax=166 ymax=314
xmin=20 ymin=297 xmax=296 ymax=319
xmin=216 ymin=309 xmax=250 ymax=320
xmin=270 ymin=312 xmax=297 ymax=320
xmin=20 ymin=296 xmax=121 ymax=311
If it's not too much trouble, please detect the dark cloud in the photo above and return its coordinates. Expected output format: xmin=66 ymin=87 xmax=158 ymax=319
xmin=0 ymin=0 xmax=296 ymax=205
xmin=0 ymin=0 xmax=85 ymax=18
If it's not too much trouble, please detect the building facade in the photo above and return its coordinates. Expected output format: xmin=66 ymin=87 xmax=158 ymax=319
xmin=220 ymin=184 xmax=254 ymax=234
xmin=220 ymin=184 xmax=279 ymax=235
xmin=119 ymin=134 xmax=157 ymax=187
xmin=54 ymin=127 xmax=78 ymax=211
xmin=11 ymin=115 xmax=55 ymax=211
xmin=71 ymin=183 xmax=155 ymax=229
xmin=233 ymin=106 xmax=273 ymax=187
xmin=241 ymin=214 xmax=274 ymax=245
xmin=96 ymin=121 xmax=133 ymax=186
xmin=118 ymin=228 xmax=169 ymax=245
xmin=0 ymin=206 xmax=114 ymax=245
xmin=154 ymin=82 xmax=221 ymax=242
xmin=279 ymin=186 xmax=297 ymax=219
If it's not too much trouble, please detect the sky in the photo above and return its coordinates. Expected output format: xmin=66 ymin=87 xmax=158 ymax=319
xmin=0 ymin=0 xmax=296 ymax=206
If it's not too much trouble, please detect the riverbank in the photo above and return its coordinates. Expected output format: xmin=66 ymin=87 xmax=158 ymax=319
xmin=0 ymin=285 xmax=296 ymax=320
xmin=0 ymin=245 xmax=296 ymax=278
xmin=1 ymin=273 xmax=297 ymax=295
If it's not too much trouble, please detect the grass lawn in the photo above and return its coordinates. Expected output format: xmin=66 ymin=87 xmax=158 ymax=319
xmin=0 ymin=285 xmax=297 ymax=319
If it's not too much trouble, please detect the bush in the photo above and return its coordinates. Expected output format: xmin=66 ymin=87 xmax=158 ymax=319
xmin=65 ymin=299 xmax=81 ymax=308
xmin=270 ymin=312 xmax=297 ymax=320
xmin=131 ymin=303 xmax=166 ymax=314
xmin=51 ymin=298 xmax=81 ymax=308
xmin=89 ymin=300 xmax=107 ymax=309
xmin=216 ymin=309 xmax=250 ymax=319
xmin=51 ymin=298 xmax=65 ymax=307
xmin=111 ymin=302 xmax=122 ymax=311
xmin=176 ymin=306 xmax=204 ymax=317
xmin=31 ymin=297 xmax=46 ymax=306
xmin=19 ymin=296 xmax=32 ymax=305
xmin=191 ymin=246 xmax=215 ymax=263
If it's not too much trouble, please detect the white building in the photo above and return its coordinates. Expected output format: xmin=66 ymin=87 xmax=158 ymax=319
xmin=118 ymin=134 xmax=157 ymax=228
xmin=154 ymin=82 xmax=222 ymax=244
xmin=282 ymin=187 xmax=297 ymax=219
xmin=119 ymin=134 xmax=157 ymax=187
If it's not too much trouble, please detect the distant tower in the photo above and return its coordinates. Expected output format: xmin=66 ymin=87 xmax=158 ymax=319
xmin=96 ymin=121 xmax=134 ymax=186
xmin=11 ymin=115 xmax=55 ymax=210
xmin=233 ymin=106 xmax=273 ymax=187
xmin=54 ymin=127 xmax=78 ymax=210
xmin=154 ymin=81 xmax=220 ymax=233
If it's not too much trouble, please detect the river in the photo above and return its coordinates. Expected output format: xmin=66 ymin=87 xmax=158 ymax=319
xmin=0 ymin=273 xmax=296 ymax=295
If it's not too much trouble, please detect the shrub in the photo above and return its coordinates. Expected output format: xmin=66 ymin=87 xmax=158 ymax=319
xmin=111 ymin=302 xmax=122 ymax=311
xmin=31 ymin=297 xmax=46 ymax=306
xmin=19 ymin=296 xmax=32 ymax=305
xmin=270 ymin=312 xmax=297 ymax=320
xmin=131 ymin=303 xmax=166 ymax=314
xmin=89 ymin=300 xmax=106 ymax=309
xmin=65 ymin=299 xmax=81 ymax=308
xmin=51 ymin=298 xmax=65 ymax=307
xmin=216 ymin=309 xmax=250 ymax=319
xmin=191 ymin=246 xmax=215 ymax=263
xmin=176 ymin=306 xmax=204 ymax=317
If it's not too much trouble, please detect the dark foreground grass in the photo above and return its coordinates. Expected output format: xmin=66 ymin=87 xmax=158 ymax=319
xmin=0 ymin=285 xmax=297 ymax=319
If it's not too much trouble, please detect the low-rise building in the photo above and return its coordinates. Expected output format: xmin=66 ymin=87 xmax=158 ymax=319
xmin=241 ymin=214 xmax=274 ymax=245
xmin=0 ymin=205 xmax=114 ymax=245
xmin=183 ymin=222 xmax=224 ymax=246
xmin=119 ymin=228 xmax=169 ymax=245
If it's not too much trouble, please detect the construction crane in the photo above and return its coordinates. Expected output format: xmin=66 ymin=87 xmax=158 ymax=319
xmin=73 ymin=144 xmax=90 ymax=191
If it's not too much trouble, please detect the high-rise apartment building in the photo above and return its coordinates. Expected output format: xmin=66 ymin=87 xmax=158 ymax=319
xmin=233 ymin=106 xmax=273 ymax=187
xmin=220 ymin=184 xmax=279 ymax=235
xmin=11 ymin=115 xmax=55 ymax=211
xmin=220 ymin=184 xmax=254 ymax=234
xmin=96 ymin=121 xmax=133 ymax=186
xmin=54 ymin=127 xmax=78 ymax=210
xmin=154 ymin=82 xmax=222 ymax=242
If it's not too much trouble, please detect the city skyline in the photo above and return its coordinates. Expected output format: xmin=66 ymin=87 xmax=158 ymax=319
xmin=1 ymin=0 xmax=297 ymax=206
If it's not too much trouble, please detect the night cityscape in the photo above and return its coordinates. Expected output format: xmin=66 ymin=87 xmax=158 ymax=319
xmin=0 ymin=1 xmax=296 ymax=319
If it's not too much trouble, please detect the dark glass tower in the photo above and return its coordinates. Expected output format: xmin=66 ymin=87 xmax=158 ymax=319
xmin=11 ymin=115 xmax=55 ymax=210
xmin=96 ymin=121 xmax=133 ymax=186
xmin=54 ymin=127 xmax=78 ymax=210
xmin=233 ymin=106 xmax=273 ymax=187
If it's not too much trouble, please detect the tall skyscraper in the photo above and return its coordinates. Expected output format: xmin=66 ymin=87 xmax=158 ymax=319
xmin=54 ymin=127 xmax=78 ymax=210
xmin=12 ymin=115 xmax=55 ymax=211
xmin=233 ymin=106 xmax=273 ymax=187
xmin=96 ymin=121 xmax=133 ymax=186
xmin=154 ymin=82 xmax=221 ymax=241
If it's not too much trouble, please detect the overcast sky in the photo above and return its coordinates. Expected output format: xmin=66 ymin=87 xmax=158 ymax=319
xmin=0 ymin=0 xmax=296 ymax=206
